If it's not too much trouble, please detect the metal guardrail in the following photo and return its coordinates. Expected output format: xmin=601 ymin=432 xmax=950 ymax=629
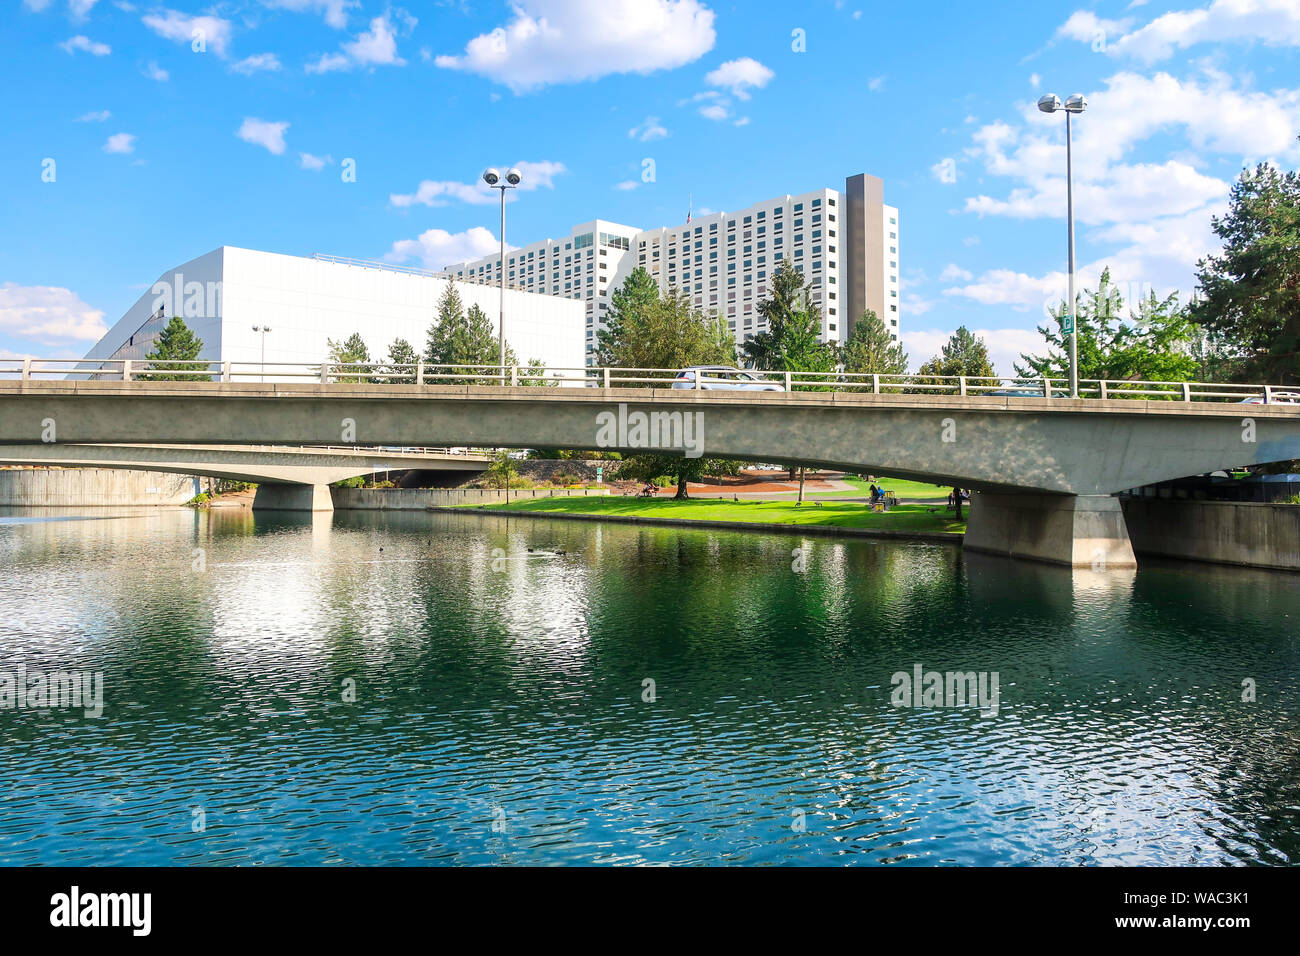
xmin=1 ymin=357 xmax=1296 ymax=405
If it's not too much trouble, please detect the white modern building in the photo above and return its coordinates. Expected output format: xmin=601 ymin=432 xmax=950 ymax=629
xmin=441 ymin=173 xmax=899 ymax=363
xmin=82 ymin=246 xmax=587 ymax=381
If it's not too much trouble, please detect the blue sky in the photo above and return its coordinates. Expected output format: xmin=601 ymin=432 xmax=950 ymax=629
xmin=3 ymin=0 xmax=1299 ymax=373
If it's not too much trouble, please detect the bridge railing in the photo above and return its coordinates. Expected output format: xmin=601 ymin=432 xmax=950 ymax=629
xmin=1 ymin=358 xmax=1294 ymax=405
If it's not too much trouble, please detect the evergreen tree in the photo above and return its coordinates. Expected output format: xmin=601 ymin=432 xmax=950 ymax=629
xmin=385 ymin=337 xmax=419 ymax=384
xmin=595 ymin=267 xmax=661 ymax=367
xmin=425 ymin=282 xmax=516 ymax=383
xmin=141 ymin=316 xmax=204 ymax=381
xmin=597 ymin=281 xmax=732 ymax=374
xmin=741 ymin=260 xmax=836 ymax=379
xmin=327 ymin=332 xmax=372 ymax=383
xmin=918 ymin=326 xmax=995 ymax=390
xmin=839 ymin=309 xmax=909 ymax=380
xmin=1191 ymin=156 xmax=1300 ymax=383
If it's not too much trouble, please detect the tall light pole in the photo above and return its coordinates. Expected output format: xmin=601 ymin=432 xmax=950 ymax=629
xmin=481 ymin=167 xmax=522 ymax=383
xmin=1037 ymin=92 xmax=1087 ymax=398
xmin=252 ymin=324 xmax=271 ymax=382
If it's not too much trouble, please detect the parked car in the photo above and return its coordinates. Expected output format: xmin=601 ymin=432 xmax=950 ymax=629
xmin=987 ymin=383 xmax=1071 ymax=398
xmin=1239 ymin=392 xmax=1300 ymax=405
xmin=670 ymin=366 xmax=785 ymax=392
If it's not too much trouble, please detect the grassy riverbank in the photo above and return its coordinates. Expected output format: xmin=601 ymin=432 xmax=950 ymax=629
xmin=474 ymin=495 xmax=967 ymax=533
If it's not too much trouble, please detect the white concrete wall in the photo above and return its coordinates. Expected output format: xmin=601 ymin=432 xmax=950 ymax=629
xmin=83 ymin=247 xmax=586 ymax=383
xmin=0 ymin=468 xmax=198 ymax=506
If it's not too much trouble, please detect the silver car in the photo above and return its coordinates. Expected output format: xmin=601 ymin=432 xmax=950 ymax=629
xmin=670 ymin=366 xmax=785 ymax=391
xmin=1240 ymin=392 xmax=1300 ymax=405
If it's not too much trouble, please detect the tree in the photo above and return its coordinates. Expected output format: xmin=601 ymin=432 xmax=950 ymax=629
xmin=839 ymin=309 xmax=909 ymax=381
xmin=595 ymin=266 xmax=661 ymax=367
xmin=597 ymin=278 xmax=732 ymax=374
xmin=742 ymin=260 xmax=836 ymax=378
xmin=385 ymin=337 xmax=419 ymax=384
xmin=704 ymin=313 xmax=737 ymax=367
xmin=486 ymin=451 xmax=519 ymax=503
xmin=327 ymin=332 xmax=372 ymax=383
xmin=425 ymin=281 xmax=516 ymax=383
xmin=518 ymin=357 xmax=553 ymax=386
xmin=1191 ymin=157 xmax=1300 ymax=383
xmin=918 ymin=326 xmax=995 ymax=388
xmin=1015 ymin=268 xmax=1199 ymax=385
xmin=141 ymin=316 xmax=204 ymax=381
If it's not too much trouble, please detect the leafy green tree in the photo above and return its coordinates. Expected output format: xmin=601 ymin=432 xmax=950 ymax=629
xmin=385 ymin=337 xmax=419 ymax=384
xmin=595 ymin=266 xmax=661 ymax=367
xmin=704 ymin=313 xmax=737 ymax=367
xmin=486 ymin=450 xmax=519 ymax=499
xmin=597 ymin=280 xmax=732 ymax=374
xmin=742 ymin=260 xmax=836 ymax=378
xmin=141 ymin=315 xmax=204 ymax=381
xmin=839 ymin=309 xmax=909 ymax=383
xmin=918 ymin=326 xmax=995 ymax=390
xmin=327 ymin=332 xmax=372 ymax=383
xmin=1191 ymin=157 xmax=1300 ymax=383
xmin=519 ymin=357 xmax=553 ymax=386
xmin=1015 ymin=269 xmax=1198 ymax=385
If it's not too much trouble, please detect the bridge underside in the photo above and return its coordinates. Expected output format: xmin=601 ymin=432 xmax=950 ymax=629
xmin=2 ymin=382 xmax=1298 ymax=560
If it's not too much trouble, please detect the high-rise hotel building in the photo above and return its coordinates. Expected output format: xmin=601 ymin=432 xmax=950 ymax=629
xmin=442 ymin=173 xmax=899 ymax=364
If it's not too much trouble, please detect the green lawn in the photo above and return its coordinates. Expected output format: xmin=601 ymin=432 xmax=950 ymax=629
xmin=474 ymin=495 xmax=966 ymax=534
xmin=813 ymin=475 xmax=955 ymax=501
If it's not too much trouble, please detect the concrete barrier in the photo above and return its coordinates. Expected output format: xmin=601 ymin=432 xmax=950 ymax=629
xmin=1122 ymin=498 xmax=1300 ymax=571
xmin=0 ymin=467 xmax=198 ymax=506
xmin=331 ymin=487 xmax=610 ymax=510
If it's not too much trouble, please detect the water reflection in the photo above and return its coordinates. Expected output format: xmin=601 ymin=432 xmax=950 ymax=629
xmin=0 ymin=506 xmax=1295 ymax=865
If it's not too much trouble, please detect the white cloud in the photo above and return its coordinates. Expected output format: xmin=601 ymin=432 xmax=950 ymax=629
xmin=232 ymin=53 xmax=282 ymax=75
xmin=390 ymin=160 xmax=566 ymax=208
xmin=76 ymin=109 xmax=111 ymax=122
xmin=614 ymin=180 xmax=640 ymax=190
xmin=931 ymin=157 xmax=957 ymax=184
xmin=68 ymin=0 xmax=99 ymax=20
xmin=902 ymin=327 xmax=1045 ymax=377
xmin=699 ymin=103 xmax=728 ymax=121
xmin=142 ymin=10 xmax=233 ymax=58
xmin=733 ymin=116 xmax=750 ymax=127
xmin=629 ymin=116 xmax=668 ymax=141
xmin=435 ymin=0 xmax=716 ymax=92
xmin=0 ymin=283 xmax=108 ymax=345
xmin=940 ymin=264 xmax=973 ymax=282
xmin=299 ymin=152 xmax=332 ymax=170
xmin=237 ymin=117 xmax=288 ymax=155
xmin=1073 ymin=0 xmax=1300 ymax=62
xmin=386 ymin=226 xmax=507 ymax=271
xmin=102 ymin=132 xmax=134 ymax=153
xmin=143 ymin=60 xmax=169 ymax=82
xmin=60 ymin=35 xmax=111 ymax=55
xmin=23 ymin=0 xmax=56 ymax=11
xmin=261 ymin=0 xmax=356 ymax=29
xmin=867 ymin=75 xmax=884 ymax=91
xmin=306 ymin=13 xmax=409 ymax=72
xmin=1029 ymin=73 xmax=1040 ymax=87
xmin=704 ymin=56 xmax=773 ymax=100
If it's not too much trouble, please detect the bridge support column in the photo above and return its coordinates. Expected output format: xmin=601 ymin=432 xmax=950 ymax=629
xmin=252 ymin=483 xmax=334 ymax=513
xmin=964 ymin=492 xmax=1136 ymax=569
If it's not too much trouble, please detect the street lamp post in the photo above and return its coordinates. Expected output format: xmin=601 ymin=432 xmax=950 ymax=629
xmin=252 ymin=324 xmax=271 ymax=382
xmin=1037 ymin=92 xmax=1087 ymax=399
xmin=481 ymin=167 xmax=523 ymax=384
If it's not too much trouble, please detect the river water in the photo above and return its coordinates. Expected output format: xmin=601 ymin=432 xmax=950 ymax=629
xmin=0 ymin=506 xmax=1296 ymax=865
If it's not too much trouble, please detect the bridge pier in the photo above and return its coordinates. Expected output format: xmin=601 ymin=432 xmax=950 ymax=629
xmin=252 ymin=483 xmax=334 ymax=513
xmin=964 ymin=492 xmax=1136 ymax=569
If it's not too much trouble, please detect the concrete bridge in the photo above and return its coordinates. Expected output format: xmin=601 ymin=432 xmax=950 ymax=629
xmin=1 ymin=378 xmax=1297 ymax=566
xmin=0 ymin=441 xmax=488 ymax=512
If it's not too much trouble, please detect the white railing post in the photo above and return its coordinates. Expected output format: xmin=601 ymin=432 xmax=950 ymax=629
xmin=784 ymin=370 xmax=792 ymax=391
xmin=959 ymin=376 xmax=967 ymax=396
xmin=20 ymin=358 xmax=30 ymax=381
xmin=320 ymin=361 xmax=330 ymax=385
xmin=1181 ymin=382 xmax=1192 ymax=402
xmin=1043 ymin=377 xmax=1051 ymax=398
xmin=872 ymin=373 xmax=880 ymax=394
xmin=510 ymin=365 xmax=518 ymax=387
xmin=416 ymin=359 xmax=424 ymax=385
xmin=695 ymin=370 xmax=702 ymax=390
xmin=122 ymin=359 xmax=133 ymax=382
xmin=1264 ymin=384 xmax=1274 ymax=404
xmin=602 ymin=367 xmax=611 ymax=389
xmin=1100 ymin=380 xmax=1109 ymax=400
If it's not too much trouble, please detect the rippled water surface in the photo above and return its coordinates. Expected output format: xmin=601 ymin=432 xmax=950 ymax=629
xmin=0 ymin=506 xmax=1297 ymax=866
